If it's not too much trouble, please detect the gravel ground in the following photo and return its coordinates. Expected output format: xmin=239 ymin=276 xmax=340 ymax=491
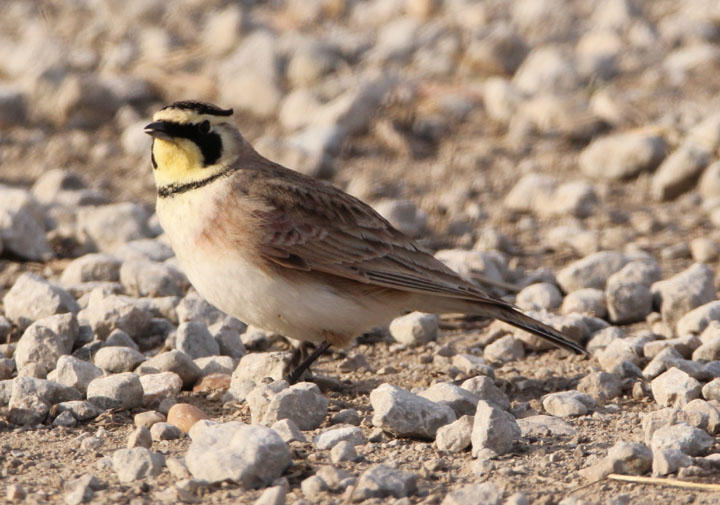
xmin=2 ymin=1 xmax=720 ymax=504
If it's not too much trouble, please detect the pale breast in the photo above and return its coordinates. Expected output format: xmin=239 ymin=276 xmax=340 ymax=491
xmin=156 ymin=180 xmax=404 ymax=345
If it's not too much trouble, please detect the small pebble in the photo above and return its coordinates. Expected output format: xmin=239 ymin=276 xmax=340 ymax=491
xmin=167 ymin=403 xmax=208 ymax=433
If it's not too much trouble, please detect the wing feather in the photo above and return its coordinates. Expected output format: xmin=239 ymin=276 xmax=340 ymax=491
xmin=234 ymin=162 xmax=498 ymax=303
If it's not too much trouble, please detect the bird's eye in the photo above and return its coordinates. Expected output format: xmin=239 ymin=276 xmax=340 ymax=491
xmin=199 ymin=120 xmax=211 ymax=134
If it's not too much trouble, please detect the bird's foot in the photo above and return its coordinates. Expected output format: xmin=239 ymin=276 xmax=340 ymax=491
xmin=285 ymin=341 xmax=331 ymax=385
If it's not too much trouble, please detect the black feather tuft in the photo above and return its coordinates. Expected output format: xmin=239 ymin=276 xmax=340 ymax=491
xmin=164 ymin=101 xmax=233 ymax=117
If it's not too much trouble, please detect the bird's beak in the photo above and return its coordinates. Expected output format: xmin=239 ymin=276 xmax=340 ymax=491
xmin=144 ymin=121 xmax=174 ymax=140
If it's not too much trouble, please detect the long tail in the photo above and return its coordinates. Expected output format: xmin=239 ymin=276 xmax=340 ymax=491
xmin=488 ymin=304 xmax=588 ymax=355
xmin=419 ymin=296 xmax=588 ymax=356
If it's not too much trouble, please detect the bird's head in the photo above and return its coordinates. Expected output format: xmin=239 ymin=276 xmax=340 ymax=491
xmin=144 ymin=101 xmax=241 ymax=190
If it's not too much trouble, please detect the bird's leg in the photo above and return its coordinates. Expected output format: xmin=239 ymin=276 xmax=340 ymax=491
xmin=289 ymin=341 xmax=315 ymax=368
xmin=286 ymin=340 xmax=331 ymax=385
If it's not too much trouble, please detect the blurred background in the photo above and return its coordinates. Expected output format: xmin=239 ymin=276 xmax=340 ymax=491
xmin=2 ymin=0 xmax=720 ymax=263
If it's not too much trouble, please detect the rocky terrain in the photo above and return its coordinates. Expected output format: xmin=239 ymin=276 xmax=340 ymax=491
xmin=2 ymin=0 xmax=720 ymax=504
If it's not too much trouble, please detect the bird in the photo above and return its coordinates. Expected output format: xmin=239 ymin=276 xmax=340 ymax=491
xmin=144 ymin=100 xmax=587 ymax=382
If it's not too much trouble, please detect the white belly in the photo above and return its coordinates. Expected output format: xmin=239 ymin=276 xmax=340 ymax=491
xmin=156 ymin=183 xmax=401 ymax=344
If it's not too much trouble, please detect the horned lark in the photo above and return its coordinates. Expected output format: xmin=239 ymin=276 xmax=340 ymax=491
xmin=145 ymin=101 xmax=586 ymax=380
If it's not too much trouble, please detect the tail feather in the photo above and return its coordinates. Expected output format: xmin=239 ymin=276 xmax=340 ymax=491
xmin=492 ymin=306 xmax=588 ymax=356
xmin=419 ymin=296 xmax=588 ymax=356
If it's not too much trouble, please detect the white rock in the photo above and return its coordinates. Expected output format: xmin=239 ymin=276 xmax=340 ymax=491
xmin=87 ymin=372 xmax=143 ymax=410
xmin=419 ymin=382 xmax=479 ymax=417
xmin=105 ymin=329 xmax=139 ymax=350
xmin=606 ymin=280 xmax=652 ymax=324
xmin=14 ymin=313 xmax=79 ymax=376
xmin=702 ymin=378 xmax=720 ymax=402
xmin=330 ymin=440 xmax=360 ymax=463
xmin=471 ymin=400 xmax=520 ymax=457
xmin=683 ymin=399 xmax=720 ymax=434
xmin=77 ymin=290 xmax=152 ymax=340
xmin=254 ymin=485 xmax=287 ymax=505
xmin=120 ymin=119 xmax=152 ymax=156
xmin=214 ymin=325 xmax=246 ymax=359
xmin=370 ymin=383 xmax=456 ymax=439
xmin=651 ymin=368 xmax=702 ymax=408
xmin=0 ymin=185 xmax=53 ymax=261
xmin=175 ymin=290 xmax=226 ymax=326
xmin=218 ymin=31 xmax=282 ymax=118
xmin=232 ymin=352 xmax=291 ymax=384
xmin=8 ymin=376 xmax=82 ymax=425
xmin=313 ymin=426 xmax=365 ymax=450
xmin=575 ymin=30 xmax=621 ymax=79
xmin=535 ymin=181 xmax=598 ymax=219
xmin=556 ymin=251 xmax=628 ymax=292
xmin=677 ymin=301 xmax=720 ymax=336
xmin=194 ymin=356 xmax=235 ymax=376
xmin=389 ymin=312 xmax=438 ymax=346
xmin=113 ymin=239 xmax=174 ymax=262
xmin=484 ymin=335 xmax=524 ymax=363
xmin=55 ymin=355 xmax=103 ymax=394
xmin=185 ymin=421 xmax=291 ymax=487
xmin=3 ymin=273 xmax=79 ymax=329
xmin=287 ymin=41 xmax=339 ymax=88
xmin=577 ymin=371 xmax=623 ymax=404
xmin=606 ymin=441 xmax=652 ymax=475
xmin=271 ymin=418 xmax=306 ymax=443
xmin=137 ymin=350 xmax=199 ymax=389
xmin=482 ymin=77 xmax=522 ymax=122
xmin=516 ymin=283 xmax=562 ymax=311
xmin=369 ymin=17 xmax=420 ymax=62
xmin=542 ymin=390 xmax=596 ymax=417
xmin=441 ymin=483 xmax=501 ymax=505
xmin=652 ymin=263 xmax=716 ymax=327
xmin=200 ymin=4 xmax=243 ymax=56
xmin=119 ymin=259 xmax=188 ymax=297
xmin=112 ymin=447 xmax=164 ymax=482
xmin=452 ymin=354 xmax=494 ymax=378
xmin=699 ymin=160 xmax=720 ymax=199
xmin=512 ymin=46 xmax=579 ymax=95
xmin=650 ymin=423 xmax=713 ymax=456
xmin=609 ymin=259 xmax=662 ymax=286
xmin=298 ymin=77 xmax=395 ymax=146
xmin=579 ymin=129 xmax=666 ymax=181
xmin=247 ymin=381 xmax=328 ymax=430
xmin=150 ymin=422 xmax=182 ymax=441
xmin=561 ymin=288 xmax=606 ymax=318
xmin=651 ymin=143 xmax=710 ymax=201
xmin=60 ymin=254 xmax=121 ymax=286
xmin=93 ymin=346 xmax=145 ymax=373
xmin=127 ymin=426 xmax=152 ymax=449
xmin=504 ymin=173 xmax=556 ymax=214
xmin=350 ymin=464 xmax=417 ymax=501
xmin=76 ymin=203 xmax=150 ymax=252
xmin=55 ymin=400 xmax=102 ymax=422
xmin=138 ymin=372 xmax=183 ymax=406
xmin=278 ymin=88 xmax=322 ymax=131
xmin=460 ymin=376 xmax=509 ymax=409
xmin=516 ymin=415 xmax=577 ymax=437
xmin=664 ymin=44 xmax=720 ymax=83
xmin=176 ymin=321 xmax=220 ymax=359
xmin=435 ymin=415 xmax=473 ymax=453
xmin=687 ymin=112 xmax=720 ymax=152
xmin=653 ymin=448 xmax=692 ymax=476
xmin=690 ymin=237 xmax=720 ymax=263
